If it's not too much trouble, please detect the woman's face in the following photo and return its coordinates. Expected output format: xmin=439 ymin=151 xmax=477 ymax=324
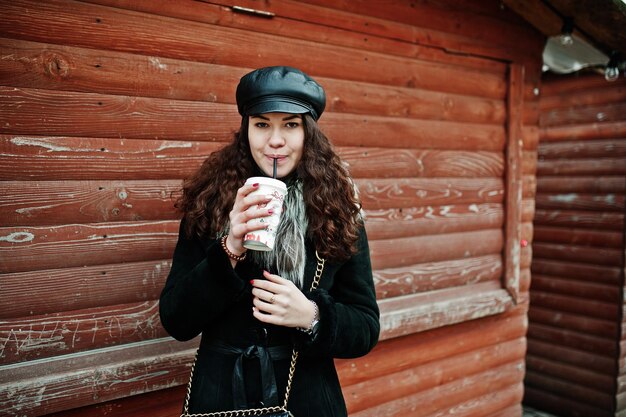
xmin=248 ymin=112 xmax=305 ymax=178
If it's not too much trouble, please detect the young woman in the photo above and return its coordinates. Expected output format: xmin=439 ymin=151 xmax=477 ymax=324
xmin=160 ymin=66 xmax=380 ymax=417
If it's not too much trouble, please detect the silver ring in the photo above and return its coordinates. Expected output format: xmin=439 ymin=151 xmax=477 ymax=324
xmin=270 ymin=295 xmax=275 ymax=304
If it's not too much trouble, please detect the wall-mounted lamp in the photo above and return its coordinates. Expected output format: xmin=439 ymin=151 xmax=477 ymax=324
xmin=605 ymin=52 xmax=621 ymax=82
xmin=559 ymin=17 xmax=574 ymax=46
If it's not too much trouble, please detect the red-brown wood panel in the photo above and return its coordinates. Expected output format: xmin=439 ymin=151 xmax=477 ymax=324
xmin=527 ymin=73 xmax=626 ymax=416
xmin=0 ymin=0 xmax=545 ymax=415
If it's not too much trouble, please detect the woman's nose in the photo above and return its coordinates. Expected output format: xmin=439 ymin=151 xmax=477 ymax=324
xmin=268 ymin=128 xmax=285 ymax=147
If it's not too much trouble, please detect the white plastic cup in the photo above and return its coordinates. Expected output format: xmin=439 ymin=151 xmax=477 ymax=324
xmin=242 ymin=177 xmax=287 ymax=251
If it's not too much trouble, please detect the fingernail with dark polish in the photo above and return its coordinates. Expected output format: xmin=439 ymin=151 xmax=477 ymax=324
xmin=250 ymin=280 xmax=254 ymax=285
xmin=268 ymin=209 xmax=274 ymax=214
xmin=252 ymin=183 xmax=259 ymax=187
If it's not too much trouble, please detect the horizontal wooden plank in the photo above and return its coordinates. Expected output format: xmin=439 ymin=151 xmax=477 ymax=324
xmin=364 ymin=203 xmax=503 ymax=240
xmin=1 ymin=180 xmax=503 ymax=230
xmin=527 ymin=322 xmax=617 ymax=356
xmin=357 ymin=178 xmax=503 ymax=210
xmin=45 ymin=385 xmax=186 ymax=417
xmin=533 ymin=225 xmax=623 ymax=248
xmin=351 ymin=361 xmax=523 ymax=417
xmin=530 ymin=274 xmax=620 ymax=304
xmin=539 ymin=83 xmax=626 ymax=111
xmin=538 ymin=139 xmax=626 ymax=159
xmin=0 ymin=337 xmax=198 ymax=416
xmin=1 ymin=221 xmax=501 ymax=274
xmin=484 ymin=404 xmax=523 ymax=417
xmin=533 ymin=209 xmax=624 ymax=231
xmin=0 ymin=135 xmax=222 ymax=180
xmin=540 ymin=102 xmax=626 ymax=127
xmin=536 ymin=175 xmax=626 ymax=193
xmin=79 ymin=0 xmax=508 ymax=73
xmin=305 ymin=0 xmax=544 ymax=61
xmin=526 ymin=338 xmax=615 ymax=375
xmin=369 ymin=229 xmax=502 ymax=270
xmin=374 ymin=254 xmax=501 ymax=299
xmin=526 ymin=354 xmax=615 ymax=392
xmin=0 ymin=301 xmax=166 ymax=364
xmin=344 ymin=338 xmax=525 ymax=413
xmin=525 ymin=370 xmax=613 ymax=409
xmin=537 ymin=158 xmax=626 ymax=176
xmin=0 ymin=259 xmax=171 ymax=319
xmin=0 ymin=1 xmax=508 ymax=98
xmin=0 ymin=37 xmax=506 ymax=124
xmin=452 ymin=385 xmax=523 ymax=417
xmin=0 ymin=221 xmax=179 ymax=273
xmin=336 ymin=307 xmax=527 ymax=386
xmin=529 ymin=290 xmax=619 ymax=321
xmin=532 ymin=242 xmax=623 ymax=266
xmin=531 ymin=258 xmax=622 ymax=286
xmin=0 ymin=135 xmax=505 ymax=181
xmin=524 ymin=386 xmax=612 ymax=417
xmin=535 ymin=192 xmax=624 ymax=212
xmin=378 ymin=281 xmax=513 ymax=339
xmin=1 ymin=180 xmax=180 ymax=226
xmin=340 ymin=148 xmax=504 ymax=178
xmin=540 ymin=73 xmax=626 ymax=96
xmin=0 ymin=308 xmax=528 ymax=415
xmin=540 ymin=121 xmax=626 ymax=142
xmin=528 ymin=306 xmax=618 ymax=338
xmin=0 ymin=87 xmax=506 ymax=150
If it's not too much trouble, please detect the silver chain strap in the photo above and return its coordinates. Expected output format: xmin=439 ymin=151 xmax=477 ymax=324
xmin=181 ymin=252 xmax=326 ymax=417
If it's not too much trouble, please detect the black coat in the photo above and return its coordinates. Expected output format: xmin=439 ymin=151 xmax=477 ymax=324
xmin=160 ymin=220 xmax=380 ymax=416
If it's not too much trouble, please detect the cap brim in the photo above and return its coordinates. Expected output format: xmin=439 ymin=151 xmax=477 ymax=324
xmin=246 ymin=101 xmax=311 ymax=116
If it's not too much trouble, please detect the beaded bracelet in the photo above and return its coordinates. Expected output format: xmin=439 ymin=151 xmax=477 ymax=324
xmin=220 ymin=235 xmax=246 ymax=262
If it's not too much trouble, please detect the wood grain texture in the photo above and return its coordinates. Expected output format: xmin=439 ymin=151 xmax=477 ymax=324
xmin=0 ymin=87 xmax=506 ymax=150
xmin=373 ymin=254 xmax=501 ymax=299
xmin=531 ymin=258 xmax=622 ymax=285
xmin=527 ymin=338 xmax=615 ymax=374
xmin=524 ymin=386 xmax=613 ymax=417
xmin=528 ymin=322 xmax=617 ymax=356
xmin=0 ymin=37 xmax=506 ymax=123
xmin=337 ymin=307 xmax=527 ymax=386
xmin=0 ymin=259 xmax=171 ymax=318
xmin=0 ymin=221 xmax=179 ymax=273
xmin=0 ymin=135 xmax=223 ymax=180
xmin=343 ymin=338 xmax=526 ymax=413
xmin=537 ymin=158 xmax=626 ymax=176
xmin=530 ymin=274 xmax=620 ymax=304
xmin=528 ymin=306 xmax=618 ymax=338
xmin=80 ymin=0 xmax=509 ymax=73
xmin=0 ymin=301 xmax=166 ymax=364
xmin=0 ymin=0 xmax=508 ymax=98
xmin=536 ymin=176 xmax=626 ymax=193
xmin=357 ymin=178 xmax=503 ymax=210
xmin=369 ymin=229 xmax=502 ymax=270
xmin=535 ymin=192 xmax=624 ymax=212
xmin=533 ymin=225 xmax=623 ymax=247
xmin=378 ymin=281 xmax=513 ymax=339
xmin=529 ymin=291 xmax=619 ymax=321
xmin=1 ymin=179 xmax=180 ymax=226
xmin=526 ymin=354 xmax=615 ymax=391
xmin=533 ymin=209 xmax=624 ymax=230
xmin=0 ymin=337 xmax=198 ymax=416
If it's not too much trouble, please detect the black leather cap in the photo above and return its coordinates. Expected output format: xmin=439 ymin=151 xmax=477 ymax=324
xmin=236 ymin=66 xmax=326 ymax=120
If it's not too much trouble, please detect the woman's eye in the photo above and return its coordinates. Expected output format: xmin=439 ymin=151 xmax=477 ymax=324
xmin=285 ymin=122 xmax=300 ymax=128
xmin=255 ymin=122 xmax=269 ymax=128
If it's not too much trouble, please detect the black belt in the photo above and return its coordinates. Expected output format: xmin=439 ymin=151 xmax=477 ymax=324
xmin=203 ymin=340 xmax=292 ymax=410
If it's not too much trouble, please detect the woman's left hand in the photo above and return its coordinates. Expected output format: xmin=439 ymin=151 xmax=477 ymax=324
xmin=251 ymin=271 xmax=316 ymax=329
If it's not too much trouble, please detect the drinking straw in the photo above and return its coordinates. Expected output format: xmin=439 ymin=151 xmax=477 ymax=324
xmin=273 ymin=158 xmax=277 ymax=179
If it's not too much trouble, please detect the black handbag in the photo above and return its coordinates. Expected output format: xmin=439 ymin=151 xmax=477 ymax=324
xmin=180 ymin=253 xmax=325 ymax=417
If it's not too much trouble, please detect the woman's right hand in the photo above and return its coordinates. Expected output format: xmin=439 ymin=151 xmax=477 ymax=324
xmin=225 ymin=182 xmax=274 ymax=257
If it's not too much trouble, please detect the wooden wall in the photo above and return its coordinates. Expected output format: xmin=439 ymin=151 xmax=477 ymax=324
xmin=525 ymin=74 xmax=626 ymax=416
xmin=0 ymin=1 xmax=544 ymax=415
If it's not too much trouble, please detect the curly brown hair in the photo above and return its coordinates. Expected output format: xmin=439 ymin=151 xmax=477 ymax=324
xmin=176 ymin=114 xmax=362 ymax=262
